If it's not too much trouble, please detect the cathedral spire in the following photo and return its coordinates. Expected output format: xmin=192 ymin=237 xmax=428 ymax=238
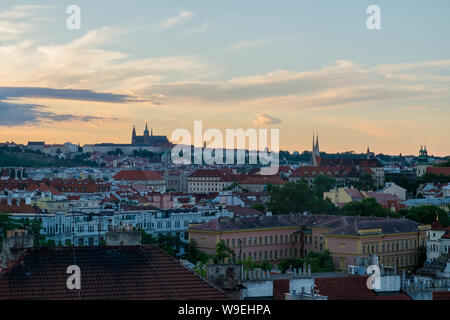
xmin=315 ymin=132 xmax=319 ymax=151
xmin=312 ymin=132 xmax=315 ymax=151
xmin=144 ymin=122 xmax=149 ymax=136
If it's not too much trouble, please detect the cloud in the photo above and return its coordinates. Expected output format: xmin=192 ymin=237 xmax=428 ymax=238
xmin=253 ymin=113 xmax=282 ymax=126
xmin=137 ymin=59 xmax=450 ymax=109
xmin=0 ymin=26 xmax=212 ymax=95
xmin=0 ymin=87 xmax=140 ymax=103
xmin=230 ymin=37 xmax=292 ymax=50
xmin=0 ymin=101 xmax=106 ymax=126
xmin=161 ymin=10 xmax=195 ymax=30
xmin=181 ymin=23 xmax=208 ymax=35
xmin=0 ymin=5 xmax=54 ymax=40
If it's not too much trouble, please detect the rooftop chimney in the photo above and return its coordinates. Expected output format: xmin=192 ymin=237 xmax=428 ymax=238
xmin=105 ymin=230 xmax=142 ymax=246
xmin=2 ymin=230 xmax=34 ymax=269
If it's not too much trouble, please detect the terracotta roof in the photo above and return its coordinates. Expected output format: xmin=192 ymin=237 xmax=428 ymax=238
xmin=225 ymin=206 xmax=263 ymax=217
xmin=113 ymin=170 xmax=164 ymax=181
xmin=426 ymin=167 xmax=450 ymax=176
xmin=319 ymin=158 xmax=381 ymax=168
xmin=189 ymin=169 xmax=230 ymax=178
xmin=239 ymin=175 xmax=285 ymax=185
xmin=431 ymin=219 xmax=445 ymax=230
xmin=314 ymin=276 xmax=411 ymax=300
xmin=0 ymin=245 xmax=228 ymax=300
xmin=291 ymin=166 xmax=359 ymax=178
xmin=344 ymin=188 xmax=364 ymax=200
xmin=0 ymin=198 xmax=36 ymax=213
xmin=433 ymin=291 xmax=450 ymax=300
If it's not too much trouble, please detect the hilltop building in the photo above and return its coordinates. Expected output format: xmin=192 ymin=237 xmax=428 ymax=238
xmin=131 ymin=123 xmax=170 ymax=146
xmin=82 ymin=124 xmax=171 ymax=155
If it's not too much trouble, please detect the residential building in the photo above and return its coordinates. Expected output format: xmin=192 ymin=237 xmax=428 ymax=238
xmin=113 ymin=170 xmax=166 ymax=192
xmin=188 ymin=214 xmax=429 ymax=272
xmin=426 ymin=217 xmax=450 ymax=261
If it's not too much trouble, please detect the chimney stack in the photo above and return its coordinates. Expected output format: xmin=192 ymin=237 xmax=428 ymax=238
xmin=105 ymin=230 xmax=142 ymax=246
xmin=2 ymin=230 xmax=34 ymax=269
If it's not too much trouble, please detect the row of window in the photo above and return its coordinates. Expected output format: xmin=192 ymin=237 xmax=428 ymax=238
xmin=362 ymin=238 xmax=424 ymax=254
xmin=225 ymin=233 xmax=299 ymax=248
xmin=381 ymin=254 xmax=417 ymax=267
xmin=240 ymin=247 xmax=302 ymax=261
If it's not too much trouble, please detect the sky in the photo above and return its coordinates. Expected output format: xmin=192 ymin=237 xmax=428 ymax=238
xmin=0 ymin=0 xmax=449 ymax=156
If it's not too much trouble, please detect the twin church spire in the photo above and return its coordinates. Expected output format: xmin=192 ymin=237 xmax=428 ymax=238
xmin=311 ymin=132 xmax=320 ymax=166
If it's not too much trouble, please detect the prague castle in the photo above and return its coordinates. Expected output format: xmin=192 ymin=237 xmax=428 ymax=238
xmin=131 ymin=123 xmax=169 ymax=146
xmin=82 ymin=124 xmax=171 ymax=154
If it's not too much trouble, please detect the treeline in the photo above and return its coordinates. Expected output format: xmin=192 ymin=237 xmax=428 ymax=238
xmin=263 ymin=178 xmax=449 ymax=227
xmin=0 ymin=146 xmax=97 ymax=168
xmin=386 ymin=173 xmax=450 ymax=194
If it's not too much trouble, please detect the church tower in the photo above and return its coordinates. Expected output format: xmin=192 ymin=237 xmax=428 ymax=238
xmin=144 ymin=123 xmax=150 ymax=136
xmin=131 ymin=125 xmax=136 ymax=144
xmin=311 ymin=132 xmax=321 ymax=166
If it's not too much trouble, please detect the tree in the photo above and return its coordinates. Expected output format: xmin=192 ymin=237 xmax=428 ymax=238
xmin=267 ymin=181 xmax=339 ymax=215
xmin=252 ymin=203 xmax=265 ymax=212
xmin=0 ymin=212 xmax=21 ymax=242
xmin=215 ymin=240 xmax=234 ymax=263
xmin=404 ymin=206 xmax=449 ymax=227
xmin=0 ymin=213 xmax=48 ymax=249
xmin=312 ymin=175 xmax=336 ymax=198
xmin=181 ymin=239 xmax=210 ymax=264
xmin=277 ymin=250 xmax=334 ymax=273
xmin=237 ymin=257 xmax=259 ymax=271
xmin=341 ymin=197 xmax=390 ymax=217
xmin=259 ymin=259 xmax=272 ymax=271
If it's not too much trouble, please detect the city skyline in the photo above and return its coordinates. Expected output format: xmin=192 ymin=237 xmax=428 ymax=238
xmin=1 ymin=1 xmax=449 ymax=156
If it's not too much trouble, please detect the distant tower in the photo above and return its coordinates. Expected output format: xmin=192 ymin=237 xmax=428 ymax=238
xmin=366 ymin=146 xmax=375 ymax=159
xmin=131 ymin=125 xmax=136 ymax=144
xmin=417 ymin=145 xmax=430 ymax=177
xmin=311 ymin=132 xmax=321 ymax=166
xmin=144 ymin=123 xmax=150 ymax=136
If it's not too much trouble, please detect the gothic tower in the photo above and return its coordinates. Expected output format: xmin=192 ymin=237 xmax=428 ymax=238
xmin=131 ymin=125 xmax=136 ymax=144
xmin=311 ymin=132 xmax=320 ymax=166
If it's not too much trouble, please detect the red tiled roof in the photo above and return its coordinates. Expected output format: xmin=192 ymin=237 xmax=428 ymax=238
xmin=113 ymin=170 xmax=164 ymax=181
xmin=291 ymin=166 xmax=359 ymax=178
xmin=427 ymin=167 xmax=450 ymax=176
xmin=239 ymin=175 xmax=285 ymax=185
xmin=433 ymin=291 xmax=450 ymax=300
xmin=189 ymin=169 xmax=230 ymax=178
xmin=0 ymin=245 xmax=228 ymax=300
xmin=225 ymin=206 xmax=263 ymax=217
xmin=0 ymin=198 xmax=36 ymax=213
xmin=431 ymin=219 xmax=445 ymax=230
xmin=314 ymin=276 xmax=411 ymax=300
